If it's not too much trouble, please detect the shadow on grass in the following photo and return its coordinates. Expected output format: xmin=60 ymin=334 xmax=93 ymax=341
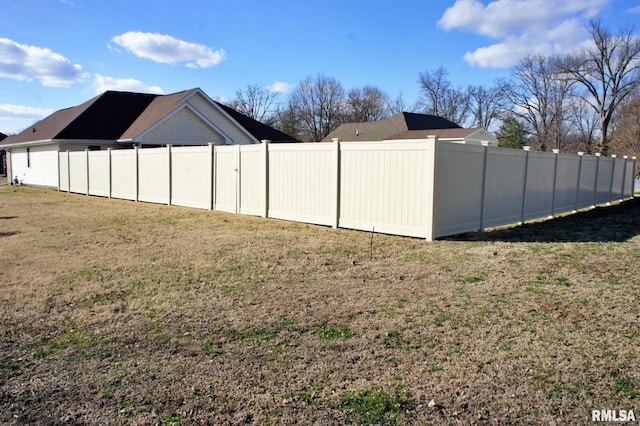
xmin=449 ymin=197 xmax=640 ymax=243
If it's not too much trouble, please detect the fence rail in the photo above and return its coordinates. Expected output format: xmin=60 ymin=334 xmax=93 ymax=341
xmin=58 ymin=139 xmax=636 ymax=240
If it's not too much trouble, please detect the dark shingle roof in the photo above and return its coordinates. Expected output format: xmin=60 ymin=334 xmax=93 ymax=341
xmin=388 ymin=128 xmax=482 ymax=140
xmin=322 ymin=112 xmax=461 ymax=142
xmin=1 ymin=91 xmax=158 ymax=144
xmin=1 ymin=89 xmax=298 ymax=146
xmin=215 ymin=102 xmax=299 ymax=143
xmin=0 ymin=132 xmax=6 ymax=141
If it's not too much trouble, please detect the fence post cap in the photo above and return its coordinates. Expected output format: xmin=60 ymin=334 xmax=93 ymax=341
xmin=261 ymin=139 xmax=271 ymax=144
xmin=523 ymin=146 xmax=531 ymax=151
xmin=331 ymin=138 xmax=340 ymax=143
xmin=552 ymin=149 xmax=560 ymax=154
xmin=578 ymin=151 xmax=584 ymax=156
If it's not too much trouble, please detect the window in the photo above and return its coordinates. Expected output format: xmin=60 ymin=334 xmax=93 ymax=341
xmin=26 ymin=148 xmax=30 ymax=168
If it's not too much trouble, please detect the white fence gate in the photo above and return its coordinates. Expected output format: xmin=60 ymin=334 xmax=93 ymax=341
xmin=58 ymin=139 xmax=636 ymax=240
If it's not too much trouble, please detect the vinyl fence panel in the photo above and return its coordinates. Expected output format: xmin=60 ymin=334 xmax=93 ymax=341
xmin=59 ymin=152 xmax=69 ymax=192
xmin=110 ymin=149 xmax=137 ymax=201
xmin=238 ymin=144 xmax=266 ymax=217
xmin=482 ymin=147 xmax=527 ymax=229
xmin=88 ymin=150 xmax=110 ymax=197
xmin=171 ymin=145 xmax=212 ymax=209
xmin=214 ymin=145 xmax=239 ymax=213
xmin=576 ymin=156 xmax=598 ymax=209
xmin=433 ymin=143 xmax=485 ymax=238
xmin=595 ymin=157 xmax=613 ymax=204
xmin=339 ymin=141 xmax=434 ymax=238
xmin=523 ymin=151 xmax=556 ymax=221
xmin=268 ymin=143 xmax=334 ymax=226
xmin=68 ymin=151 xmax=88 ymax=195
xmin=553 ymin=154 xmax=580 ymax=214
xmin=137 ymin=147 xmax=169 ymax=204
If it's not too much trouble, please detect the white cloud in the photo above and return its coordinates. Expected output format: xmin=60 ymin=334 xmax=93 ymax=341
xmin=438 ymin=0 xmax=612 ymax=68
xmin=0 ymin=104 xmax=53 ymax=118
xmin=627 ymin=6 xmax=640 ymax=14
xmin=265 ymin=81 xmax=292 ymax=93
xmin=0 ymin=38 xmax=87 ymax=87
xmin=93 ymin=74 xmax=164 ymax=94
xmin=110 ymin=31 xmax=226 ymax=68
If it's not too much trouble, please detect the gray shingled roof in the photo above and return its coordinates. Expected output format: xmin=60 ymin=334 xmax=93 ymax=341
xmin=322 ymin=112 xmax=461 ymax=142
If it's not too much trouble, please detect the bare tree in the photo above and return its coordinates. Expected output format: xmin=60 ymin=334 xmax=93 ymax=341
xmin=416 ymin=67 xmax=470 ymax=125
xmin=345 ymin=85 xmax=392 ymax=122
xmin=504 ymin=55 xmax=572 ymax=151
xmin=288 ymin=74 xmax=346 ymax=141
xmin=611 ymin=95 xmax=640 ymax=157
xmin=231 ymin=84 xmax=280 ymax=125
xmin=566 ymin=96 xmax=599 ymax=154
xmin=557 ymin=20 xmax=640 ymax=155
xmin=467 ymin=83 xmax=506 ymax=131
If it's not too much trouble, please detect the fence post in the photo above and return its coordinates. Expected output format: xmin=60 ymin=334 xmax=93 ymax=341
xmin=57 ymin=149 xmax=61 ymax=192
xmin=261 ymin=140 xmax=270 ymax=218
xmin=331 ymin=138 xmax=341 ymax=229
xmin=607 ymin=155 xmax=616 ymax=205
xmin=574 ymin=152 xmax=584 ymax=212
xmin=208 ymin=143 xmax=214 ymax=210
xmin=235 ymin=144 xmax=241 ymax=214
xmin=167 ymin=144 xmax=172 ymax=206
xmin=519 ymin=146 xmax=531 ymax=224
xmin=134 ymin=146 xmax=139 ymax=202
xmin=107 ymin=148 xmax=112 ymax=199
xmin=633 ymin=157 xmax=638 ymax=197
xmin=85 ymin=149 xmax=90 ymax=196
xmin=479 ymin=141 xmax=490 ymax=232
xmin=621 ymin=156 xmax=628 ymax=200
xmin=592 ymin=153 xmax=601 ymax=208
xmin=424 ymin=136 xmax=438 ymax=241
xmin=550 ymin=149 xmax=560 ymax=217
xmin=66 ymin=150 xmax=70 ymax=194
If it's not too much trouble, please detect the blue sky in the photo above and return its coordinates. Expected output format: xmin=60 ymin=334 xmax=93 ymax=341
xmin=1 ymin=0 xmax=638 ymax=134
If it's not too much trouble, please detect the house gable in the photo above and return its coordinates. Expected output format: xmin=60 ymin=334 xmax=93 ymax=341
xmin=136 ymin=106 xmax=227 ymax=146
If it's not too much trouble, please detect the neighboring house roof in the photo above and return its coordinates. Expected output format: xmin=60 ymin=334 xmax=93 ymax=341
xmin=322 ymin=112 xmax=461 ymax=142
xmin=0 ymin=132 xmax=6 ymax=142
xmin=0 ymin=88 xmax=297 ymax=147
xmin=388 ymin=127 xmax=497 ymax=144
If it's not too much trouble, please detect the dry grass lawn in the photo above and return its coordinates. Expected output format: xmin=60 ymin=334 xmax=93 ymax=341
xmin=0 ymin=185 xmax=639 ymax=425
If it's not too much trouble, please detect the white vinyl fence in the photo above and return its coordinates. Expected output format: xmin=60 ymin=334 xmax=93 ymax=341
xmin=58 ymin=139 xmax=636 ymax=240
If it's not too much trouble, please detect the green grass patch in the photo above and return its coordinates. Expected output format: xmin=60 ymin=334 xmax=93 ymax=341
xmin=339 ymin=386 xmax=414 ymax=425
xmin=315 ymin=321 xmax=355 ymax=340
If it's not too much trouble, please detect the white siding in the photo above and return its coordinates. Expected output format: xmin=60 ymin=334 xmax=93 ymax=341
xmin=187 ymin=93 xmax=256 ymax=145
xmin=10 ymin=145 xmax=59 ymax=187
xmin=141 ymin=107 xmax=226 ymax=146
